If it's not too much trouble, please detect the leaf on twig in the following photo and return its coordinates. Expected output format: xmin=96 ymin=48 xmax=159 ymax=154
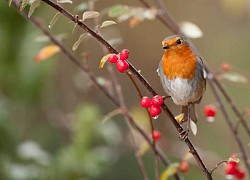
xmin=75 ymin=2 xmax=88 ymax=12
xmin=179 ymin=21 xmax=203 ymax=39
xmin=143 ymin=8 xmax=157 ymax=20
xmin=129 ymin=18 xmax=142 ymax=28
xmin=190 ymin=120 xmax=197 ymax=135
xmin=101 ymin=108 xmax=123 ymax=123
xmin=48 ymin=12 xmax=61 ymax=29
xmin=72 ymin=33 xmax=88 ymax=51
xmin=137 ymin=141 xmax=150 ymax=156
xmin=183 ymin=152 xmax=193 ymax=161
xmin=82 ymin=11 xmax=100 ymax=21
xmin=35 ymin=45 xmax=60 ymax=62
xmin=99 ymin=54 xmax=112 ymax=69
xmin=8 ymin=0 xmax=13 ymax=7
xmin=160 ymin=163 xmax=180 ymax=180
xmin=28 ymin=0 xmax=41 ymax=18
xmin=35 ymin=34 xmax=67 ymax=42
xmin=20 ymin=0 xmax=29 ymax=11
xmin=108 ymin=5 xmax=127 ymax=18
xmin=220 ymin=72 xmax=248 ymax=84
xmin=175 ymin=113 xmax=184 ymax=123
xmin=57 ymin=0 xmax=72 ymax=3
xmin=100 ymin=21 xmax=117 ymax=28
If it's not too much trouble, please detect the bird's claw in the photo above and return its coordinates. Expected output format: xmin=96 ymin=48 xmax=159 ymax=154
xmin=179 ymin=129 xmax=189 ymax=141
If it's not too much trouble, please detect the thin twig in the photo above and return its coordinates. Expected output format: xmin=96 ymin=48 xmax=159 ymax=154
xmin=127 ymin=73 xmax=160 ymax=180
xmin=39 ymin=0 xmax=211 ymax=179
xmin=210 ymin=160 xmax=228 ymax=174
xmin=88 ymin=1 xmax=149 ymax=179
xmin=208 ymin=80 xmax=250 ymax=174
xmin=11 ymin=1 xmax=175 ymax=173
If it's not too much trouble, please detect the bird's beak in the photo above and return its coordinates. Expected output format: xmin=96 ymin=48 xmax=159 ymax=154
xmin=162 ymin=45 xmax=170 ymax=49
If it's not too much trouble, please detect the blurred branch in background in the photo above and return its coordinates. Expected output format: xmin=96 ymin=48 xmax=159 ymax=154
xmin=139 ymin=0 xmax=250 ymax=176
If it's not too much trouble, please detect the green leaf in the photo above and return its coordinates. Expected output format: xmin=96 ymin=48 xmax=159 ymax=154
xmin=108 ymin=5 xmax=127 ymax=18
xmin=137 ymin=142 xmax=150 ymax=156
xmin=75 ymin=2 xmax=88 ymax=12
xmin=8 ymin=0 xmax=12 ymax=7
xmin=100 ymin=21 xmax=117 ymax=28
xmin=57 ymin=0 xmax=72 ymax=3
xmin=20 ymin=0 xmax=29 ymax=11
xmin=160 ymin=163 xmax=180 ymax=180
xmin=72 ymin=33 xmax=88 ymax=51
xmin=48 ymin=12 xmax=61 ymax=29
xmin=221 ymin=72 xmax=248 ymax=84
xmin=82 ymin=11 xmax=100 ymax=21
xmin=28 ymin=0 xmax=41 ymax=18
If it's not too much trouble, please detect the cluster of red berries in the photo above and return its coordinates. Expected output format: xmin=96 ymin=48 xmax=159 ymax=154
xmin=204 ymin=105 xmax=216 ymax=122
xmin=225 ymin=155 xmax=245 ymax=179
xmin=152 ymin=130 xmax=161 ymax=141
xmin=140 ymin=95 xmax=164 ymax=117
xmin=108 ymin=49 xmax=130 ymax=73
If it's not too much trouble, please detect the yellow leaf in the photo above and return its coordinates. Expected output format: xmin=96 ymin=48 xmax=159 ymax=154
xmin=190 ymin=120 xmax=197 ymax=135
xmin=160 ymin=163 xmax=179 ymax=180
xmin=72 ymin=33 xmax=88 ymax=51
xmin=129 ymin=18 xmax=142 ymax=28
xmin=175 ymin=113 xmax=184 ymax=123
xmin=82 ymin=11 xmax=100 ymax=21
xmin=100 ymin=21 xmax=117 ymax=28
xmin=183 ymin=152 xmax=193 ymax=161
xmin=137 ymin=141 xmax=150 ymax=156
xmin=99 ymin=54 xmax=112 ymax=69
xmin=35 ymin=45 xmax=60 ymax=62
xmin=28 ymin=0 xmax=41 ymax=18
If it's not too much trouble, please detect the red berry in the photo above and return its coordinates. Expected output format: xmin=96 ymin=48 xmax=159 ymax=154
xmin=116 ymin=60 xmax=129 ymax=73
xmin=204 ymin=105 xmax=216 ymax=117
xmin=108 ymin=54 xmax=119 ymax=63
xmin=178 ymin=161 xmax=189 ymax=173
xmin=140 ymin=96 xmax=151 ymax=108
xmin=234 ymin=169 xmax=245 ymax=179
xmin=152 ymin=95 xmax=164 ymax=106
xmin=120 ymin=49 xmax=129 ymax=60
xmin=221 ymin=63 xmax=232 ymax=71
xmin=225 ymin=163 xmax=237 ymax=175
xmin=149 ymin=105 xmax=161 ymax=117
xmin=152 ymin=130 xmax=161 ymax=141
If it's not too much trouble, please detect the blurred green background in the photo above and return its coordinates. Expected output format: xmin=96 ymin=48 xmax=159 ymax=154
xmin=0 ymin=0 xmax=250 ymax=179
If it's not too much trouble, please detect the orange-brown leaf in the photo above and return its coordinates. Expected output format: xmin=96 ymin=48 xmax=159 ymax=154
xmin=35 ymin=45 xmax=60 ymax=62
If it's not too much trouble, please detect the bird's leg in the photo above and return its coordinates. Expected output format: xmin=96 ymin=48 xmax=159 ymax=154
xmin=163 ymin=95 xmax=171 ymax=101
xmin=179 ymin=103 xmax=191 ymax=141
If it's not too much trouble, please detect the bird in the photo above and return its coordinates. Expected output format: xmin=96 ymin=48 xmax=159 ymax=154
xmin=157 ymin=35 xmax=206 ymax=136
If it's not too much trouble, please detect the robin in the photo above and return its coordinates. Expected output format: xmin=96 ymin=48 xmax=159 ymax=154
xmin=157 ymin=35 xmax=206 ymax=136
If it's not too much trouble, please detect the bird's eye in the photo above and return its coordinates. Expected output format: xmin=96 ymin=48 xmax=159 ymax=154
xmin=176 ymin=38 xmax=182 ymax=45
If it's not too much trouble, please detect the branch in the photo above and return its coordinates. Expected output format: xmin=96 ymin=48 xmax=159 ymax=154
xmin=208 ymin=80 xmax=250 ymax=175
xmin=146 ymin=0 xmax=250 ymax=139
xmin=38 ymin=0 xmax=212 ymax=179
xmin=10 ymin=1 xmax=181 ymax=179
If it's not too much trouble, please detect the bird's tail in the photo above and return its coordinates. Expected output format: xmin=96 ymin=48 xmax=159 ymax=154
xmin=181 ymin=104 xmax=198 ymax=123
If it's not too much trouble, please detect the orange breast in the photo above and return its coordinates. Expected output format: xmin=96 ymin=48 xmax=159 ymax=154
xmin=162 ymin=45 xmax=197 ymax=79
